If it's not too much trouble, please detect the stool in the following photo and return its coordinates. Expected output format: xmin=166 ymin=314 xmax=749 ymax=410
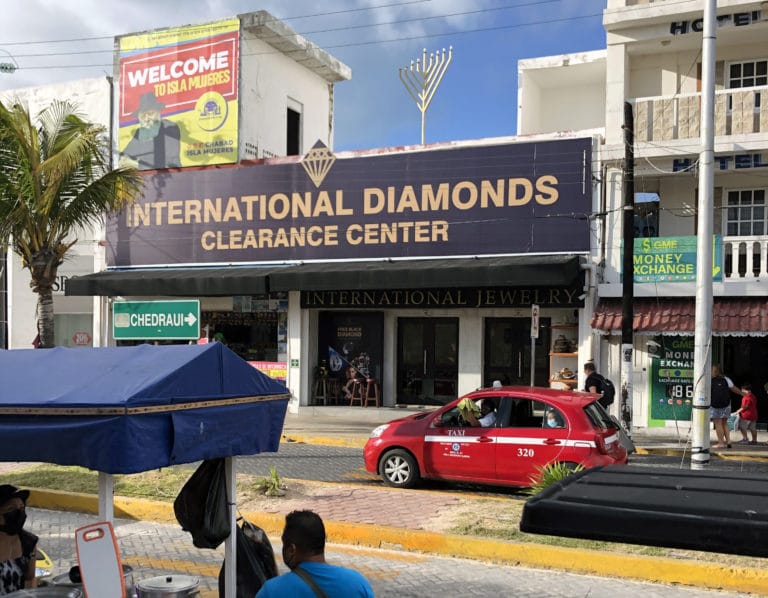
xmin=313 ymin=377 xmax=331 ymax=406
xmin=363 ymin=378 xmax=380 ymax=407
xmin=326 ymin=378 xmax=340 ymax=405
xmin=349 ymin=379 xmax=365 ymax=407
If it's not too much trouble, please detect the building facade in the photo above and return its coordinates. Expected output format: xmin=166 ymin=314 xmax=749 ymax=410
xmin=2 ymin=11 xmax=350 ymax=354
xmin=520 ymin=0 xmax=768 ymax=432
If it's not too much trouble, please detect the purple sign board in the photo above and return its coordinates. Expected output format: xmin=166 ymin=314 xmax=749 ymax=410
xmin=106 ymin=137 xmax=592 ymax=267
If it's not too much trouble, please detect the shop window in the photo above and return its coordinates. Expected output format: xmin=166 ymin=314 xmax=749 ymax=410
xmin=54 ymin=313 xmax=93 ymax=348
xmin=202 ymin=293 xmax=287 ymax=362
xmin=634 ymin=193 xmax=659 ymax=238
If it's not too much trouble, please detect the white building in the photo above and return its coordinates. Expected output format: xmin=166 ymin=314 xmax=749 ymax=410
xmin=1 ymin=11 xmax=350 ymax=351
xmin=519 ymin=0 xmax=768 ymax=432
xmin=0 ymin=77 xmax=112 ymax=350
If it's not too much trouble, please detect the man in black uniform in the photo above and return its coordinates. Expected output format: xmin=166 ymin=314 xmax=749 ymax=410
xmin=584 ymin=362 xmax=609 ymax=408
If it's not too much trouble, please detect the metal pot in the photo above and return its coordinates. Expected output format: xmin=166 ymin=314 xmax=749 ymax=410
xmin=48 ymin=564 xmax=135 ymax=598
xmin=136 ymin=575 xmax=200 ymax=598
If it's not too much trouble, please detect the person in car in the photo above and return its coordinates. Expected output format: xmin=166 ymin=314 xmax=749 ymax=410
xmin=544 ymin=409 xmax=564 ymax=428
xmin=465 ymin=399 xmax=497 ymax=427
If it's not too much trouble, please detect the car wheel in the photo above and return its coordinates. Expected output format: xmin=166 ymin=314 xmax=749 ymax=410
xmin=380 ymin=449 xmax=420 ymax=488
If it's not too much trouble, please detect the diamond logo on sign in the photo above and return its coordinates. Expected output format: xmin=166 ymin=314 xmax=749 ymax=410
xmin=301 ymin=140 xmax=336 ymax=188
xmin=113 ymin=300 xmax=200 ymax=340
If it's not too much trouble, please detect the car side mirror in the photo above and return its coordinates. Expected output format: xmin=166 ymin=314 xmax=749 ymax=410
xmin=432 ymin=418 xmax=443 ymax=428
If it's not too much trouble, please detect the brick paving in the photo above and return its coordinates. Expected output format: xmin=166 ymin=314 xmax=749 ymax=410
xmin=248 ymin=484 xmax=467 ymax=530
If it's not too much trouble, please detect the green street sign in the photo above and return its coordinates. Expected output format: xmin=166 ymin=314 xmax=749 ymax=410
xmin=113 ymin=300 xmax=200 ymax=340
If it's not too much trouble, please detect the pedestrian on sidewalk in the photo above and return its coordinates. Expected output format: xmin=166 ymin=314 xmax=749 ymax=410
xmin=584 ymin=363 xmax=611 ymax=409
xmin=711 ymin=365 xmax=742 ymax=449
xmin=733 ymin=383 xmax=759 ymax=444
xmin=256 ymin=510 xmax=374 ymax=598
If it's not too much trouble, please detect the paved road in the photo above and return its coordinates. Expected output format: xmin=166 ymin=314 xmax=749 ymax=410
xmin=237 ymin=443 xmax=768 ymax=493
xmin=28 ymin=507 xmax=749 ymax=598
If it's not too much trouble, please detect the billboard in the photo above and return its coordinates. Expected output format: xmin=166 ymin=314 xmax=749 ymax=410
xmin=631 ymin=235 xmax=722 ymax=282
xmin=649 ymin=337 xmax=694 ymax=422
xmin=107 ymin=137 xmax=593 ymax=266
xmin=117 ymin=18 xmax=239 ymax=170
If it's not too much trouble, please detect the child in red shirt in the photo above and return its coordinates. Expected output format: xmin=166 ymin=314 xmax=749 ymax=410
xmin=734 ymin=382 xmax=758 ymax=444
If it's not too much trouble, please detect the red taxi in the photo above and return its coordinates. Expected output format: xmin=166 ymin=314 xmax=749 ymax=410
xmin=364 ymin=386 xmax=628 ymax=489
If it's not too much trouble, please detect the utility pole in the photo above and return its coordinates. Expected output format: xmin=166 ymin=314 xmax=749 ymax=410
xmin=399 ymin=47 xmax=453 ymax=144
xmin=620 ymin=102 xmax=634 ymax=436
xmin=691 ymin=0 xmax=717 ymax=470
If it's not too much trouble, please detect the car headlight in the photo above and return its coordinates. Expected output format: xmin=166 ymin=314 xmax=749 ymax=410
xmin=369 ymin=424 xmax=390 ymax=438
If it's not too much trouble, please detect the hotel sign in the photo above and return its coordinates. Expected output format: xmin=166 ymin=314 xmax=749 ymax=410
xmin=106 ymin=137 xmax=593 ymax=267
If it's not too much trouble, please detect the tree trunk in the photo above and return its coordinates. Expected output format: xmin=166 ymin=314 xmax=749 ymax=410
xmin=36 ymin=287 xmax=55 ymax=348
xmin=27 ymin=250 xmax=61 ymax=349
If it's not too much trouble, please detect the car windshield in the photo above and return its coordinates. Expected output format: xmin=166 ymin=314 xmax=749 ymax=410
xmin=583 ymin=400 xmax=616 ymax=429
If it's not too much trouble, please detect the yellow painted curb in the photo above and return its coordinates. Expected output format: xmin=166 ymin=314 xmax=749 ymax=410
xmin=26 ymin=488 xmax=768 ymax=594
xmin=282 ymin=434 xmax=367 ymax=449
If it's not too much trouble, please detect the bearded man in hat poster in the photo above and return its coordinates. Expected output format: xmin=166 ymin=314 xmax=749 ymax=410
xmin=0 ymin=485 xmax=37 ymax=594
xmin=121 ymin=91 xmax=182 ymax=170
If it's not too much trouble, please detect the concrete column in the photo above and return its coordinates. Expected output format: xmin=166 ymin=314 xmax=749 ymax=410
xmin=605 ymin=41 xmax=629 ymax=146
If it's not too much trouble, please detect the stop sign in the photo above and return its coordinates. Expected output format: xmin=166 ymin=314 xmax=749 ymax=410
xmin=72 ymin=331 xmax=92 ymax=346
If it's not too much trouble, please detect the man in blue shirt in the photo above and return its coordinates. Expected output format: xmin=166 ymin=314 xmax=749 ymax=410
xmin=256 ymin=510 xmax=374 ymax=598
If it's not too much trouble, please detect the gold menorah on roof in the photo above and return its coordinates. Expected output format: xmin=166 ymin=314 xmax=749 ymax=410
xmin=399 ymin=47 xmax=453 ymax=145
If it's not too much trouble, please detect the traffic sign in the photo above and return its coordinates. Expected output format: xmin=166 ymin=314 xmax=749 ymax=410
xmin=113 ymin=300 xmax=200 ymax=340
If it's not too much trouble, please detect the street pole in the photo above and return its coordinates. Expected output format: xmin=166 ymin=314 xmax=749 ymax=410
xmin=620 ymin=101 xmax=634 ymax=436
xmin=691 ymin=0 xmax=717 ymax=470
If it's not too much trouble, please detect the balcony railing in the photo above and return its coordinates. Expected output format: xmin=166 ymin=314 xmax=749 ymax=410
xmin=633 ymin=86 xmax=768 ymax=143
xmin=723 ymin=236 xmax=768 ymax=280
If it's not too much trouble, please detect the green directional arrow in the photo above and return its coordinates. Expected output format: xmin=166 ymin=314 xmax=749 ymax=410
xmin=113 ymin=300 xmax=200 ymax=340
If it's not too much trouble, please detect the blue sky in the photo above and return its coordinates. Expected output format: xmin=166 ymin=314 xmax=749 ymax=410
xmin=0 ymin=0 xmax=607 ymax=151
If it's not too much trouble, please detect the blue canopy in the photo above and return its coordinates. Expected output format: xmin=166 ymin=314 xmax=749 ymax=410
xmin=0 ymin=343 xmax=290 ymax=474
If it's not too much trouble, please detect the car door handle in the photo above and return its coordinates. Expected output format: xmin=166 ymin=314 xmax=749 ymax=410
xmin=543 ymin=439 xmax=561 ymax=445
xmin=477 ymin=437 xmax=494 ymax=443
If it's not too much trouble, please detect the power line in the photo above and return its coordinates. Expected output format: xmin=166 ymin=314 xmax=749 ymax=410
xmin=5 ymin=0 xmax=567 ymax=60
xmin=13 ymin=10 xmax=606 ymax=71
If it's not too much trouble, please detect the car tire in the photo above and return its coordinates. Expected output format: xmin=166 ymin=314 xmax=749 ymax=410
xmin=380 ymin=449 xmax=420 ymax=488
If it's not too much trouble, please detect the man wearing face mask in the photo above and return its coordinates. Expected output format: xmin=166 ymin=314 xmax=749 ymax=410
xmin=0 ymin=485 xmax=37 ymax=594
xmin=256 ymin=510 xmax=373 ymax=598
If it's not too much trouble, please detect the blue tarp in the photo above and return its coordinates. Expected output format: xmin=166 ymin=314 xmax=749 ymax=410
xmin=0 ymin=343 xmax=290 ymax=474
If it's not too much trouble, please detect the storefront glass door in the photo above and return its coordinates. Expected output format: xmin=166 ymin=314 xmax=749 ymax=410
xmin=484 ymin=317 xmax=550 ymax=387
xmin=397 ymin=318 xmax=458 ymax=405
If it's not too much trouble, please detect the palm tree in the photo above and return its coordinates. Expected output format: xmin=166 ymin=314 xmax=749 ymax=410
xmin=0 ymin=99 xmax=143 ymax=348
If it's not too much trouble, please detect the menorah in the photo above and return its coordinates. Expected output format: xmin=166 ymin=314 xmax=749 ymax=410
xmin=399 ymin=47 xmax=453 ymax=145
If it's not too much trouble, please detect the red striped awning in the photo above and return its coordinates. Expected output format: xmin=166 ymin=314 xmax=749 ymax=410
xmin=590 ymin=298 xmax=768 ymax=336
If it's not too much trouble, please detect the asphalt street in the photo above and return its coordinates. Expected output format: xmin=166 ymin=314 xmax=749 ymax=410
xmin=238 ymin=442 xmax=768 ymax=489
xmin=27 ymin=507 xmax=751 ymax=598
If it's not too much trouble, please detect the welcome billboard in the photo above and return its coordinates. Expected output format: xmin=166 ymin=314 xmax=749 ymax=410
xmin=117 ymin=18 xmax=240 ymax=170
